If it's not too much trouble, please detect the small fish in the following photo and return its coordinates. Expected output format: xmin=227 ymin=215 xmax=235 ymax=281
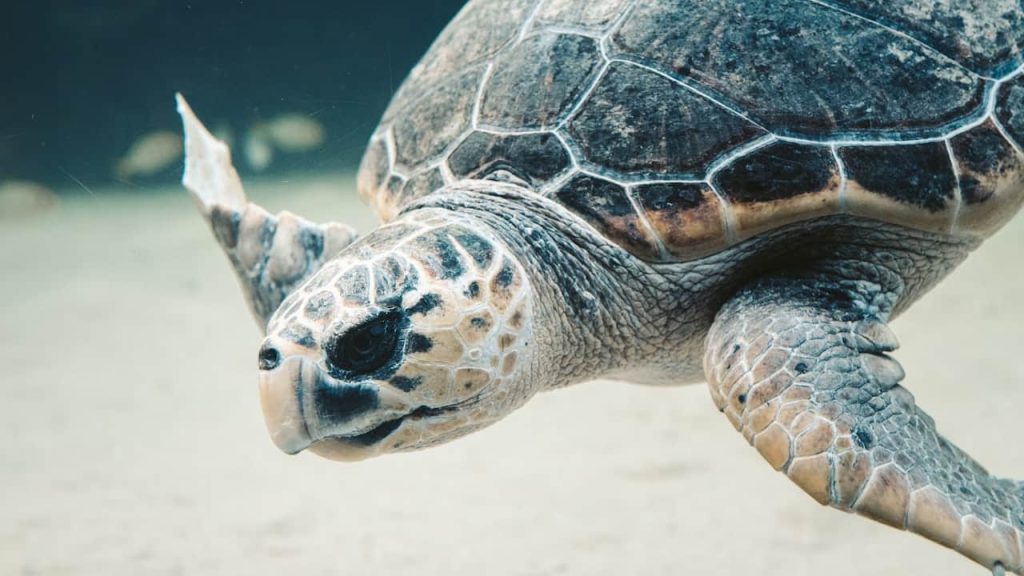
xmin=0 ymin=180 xmax=58 ymax=218
xmin=257 ymin=113 xmax=325 ymax=152
xmin=115 ymin=130 xmax=183 ymax=180
xmin=244 ymin=130 xmax=274 ymax=172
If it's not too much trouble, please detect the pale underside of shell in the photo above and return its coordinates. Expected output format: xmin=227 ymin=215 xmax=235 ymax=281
xmin=358 ymin=0 xmax=1024 ymax=262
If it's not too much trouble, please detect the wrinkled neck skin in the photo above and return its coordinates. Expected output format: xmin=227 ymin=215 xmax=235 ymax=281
xmin=406 ymin=182 xmax=723 ymax=390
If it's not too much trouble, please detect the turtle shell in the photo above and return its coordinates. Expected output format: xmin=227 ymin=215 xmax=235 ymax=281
xmin=358 ymin=0 xmax=1024 ymax=262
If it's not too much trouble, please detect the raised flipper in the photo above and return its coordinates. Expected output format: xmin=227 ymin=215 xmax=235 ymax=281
xmin=704 ymin=276 xmax=1023 ymax=575
xmin=176 ymin=94 xmax=357 ymax=330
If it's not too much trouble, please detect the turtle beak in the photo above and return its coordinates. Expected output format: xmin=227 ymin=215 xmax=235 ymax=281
xmin=257 ymin=338 xmax=413 ymax=458
xmin=258 ymin=356 xmax=312 ymax=454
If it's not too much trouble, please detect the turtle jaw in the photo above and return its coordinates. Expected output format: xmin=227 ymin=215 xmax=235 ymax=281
xmin=257 ymin=354 xmax=423 ymax=460
xmin=259 ymin=353 xmax=504 ymax=461
xmin=258 ymin=356 xmax=313 ymax=455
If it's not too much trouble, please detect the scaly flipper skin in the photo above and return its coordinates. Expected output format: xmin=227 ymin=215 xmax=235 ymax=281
xmin=177 ymin=94 xmax=357 ymax=329
xmin=705 ymin=275 xmax=1024 ymax=575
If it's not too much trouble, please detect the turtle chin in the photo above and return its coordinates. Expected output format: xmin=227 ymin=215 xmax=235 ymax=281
xmin=306 ymin=406 xmax=482 ymax=462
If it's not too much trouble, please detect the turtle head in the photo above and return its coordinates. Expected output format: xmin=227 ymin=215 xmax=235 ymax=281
xmin=257 ymin=213 xmax=535 ymax=461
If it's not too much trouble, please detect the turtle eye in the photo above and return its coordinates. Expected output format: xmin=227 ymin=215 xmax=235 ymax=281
xmin=326 ymin=310 xmax=405 ymax=376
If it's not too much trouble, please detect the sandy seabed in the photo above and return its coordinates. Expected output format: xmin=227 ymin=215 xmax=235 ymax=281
xmin=1 ymin=174 xmax=1022 ymax=575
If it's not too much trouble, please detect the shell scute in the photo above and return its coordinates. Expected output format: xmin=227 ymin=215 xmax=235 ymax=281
xmin=448 ymin=131 xmax=570 ymax=188
xmin=715 ymin=142 xmax=842 ymax=239
xmin=534 ymin=0 xmax=628 ymax=32
xmin=996 ymin=74 xmax=1024 ymax=151
xmin=357 ymin=137 xmax=390 ymax=206
xmin=952 ymin=120 xmax=1024 ymax=235
xmin=393 ymin=67 xmax=484 ymax=172
xmin=610 ymin=0 xmax=983 ymax=136
xmin=831 ymin=0 xmax=1024 ymax=75
xmin=384 ymin=0 xmax=533 ymax=120
xmin=841 ymin=143 xmax=958 ymax=232
xmin=634 ymin=182 xmax=727 ymax=260
xmin=554 ymin=173 xmax=661 ymax=259
xmin=479 ymin=32 xmax=602 ymax=130
xmin=404 ymin=168 xmax=447 ymax=204
xmin=567 ymin=62 xmax=765 ymax=177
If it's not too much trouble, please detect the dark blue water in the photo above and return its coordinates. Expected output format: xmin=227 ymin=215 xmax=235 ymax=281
xmin=0 ymin=1 xmax=464 ymax=191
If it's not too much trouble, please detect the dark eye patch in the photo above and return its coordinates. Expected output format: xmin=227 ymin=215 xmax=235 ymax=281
xmin=325 ymin=310 xmax=407 ymax=377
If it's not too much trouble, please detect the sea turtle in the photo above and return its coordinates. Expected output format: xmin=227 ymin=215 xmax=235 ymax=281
xmin=178 ymin=0 xmax=1024 ymax=572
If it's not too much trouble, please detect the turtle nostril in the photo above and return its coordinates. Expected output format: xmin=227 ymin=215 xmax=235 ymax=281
xmin=258 ymin=343 xmax=281 ymax=370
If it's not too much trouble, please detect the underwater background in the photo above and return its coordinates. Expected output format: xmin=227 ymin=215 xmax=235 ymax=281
xmin=2 ymin=3 xmax=1023 ymax=575
xmin=1 ymin=1 xmax=463 ymax=191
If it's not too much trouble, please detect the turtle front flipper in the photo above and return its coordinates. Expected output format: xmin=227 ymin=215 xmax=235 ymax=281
xmin=704 ymin=275 xmax=1024 ymax=575
xmin=176 ymin=94 xmax=357 ymax=330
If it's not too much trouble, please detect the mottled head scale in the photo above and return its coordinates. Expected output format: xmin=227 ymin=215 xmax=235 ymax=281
xmin=258 ymin=209 xmax=534 ymax=460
